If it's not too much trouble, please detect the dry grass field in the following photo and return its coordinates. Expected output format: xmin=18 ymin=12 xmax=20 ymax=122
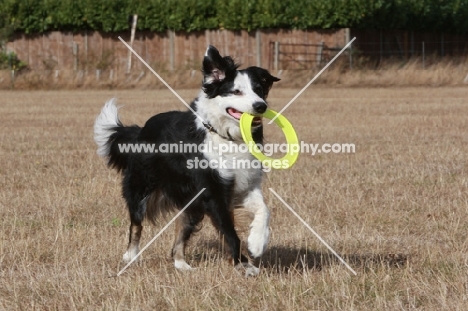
xmin=1 ymin=86 xmax=468 ymax=310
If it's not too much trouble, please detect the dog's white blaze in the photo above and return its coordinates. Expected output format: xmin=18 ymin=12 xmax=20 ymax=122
xmin=94 ymin=98 xmax=120 ymax=157
xmin=195 ymin=72 xmax=266 ymax=142
xmin=243 ymin=188 xmax=270 ymax=257
xmin=233 ymin=73 xmax=265 ymax=104
xmin=215 ymin=73 xmax=265 ymax=119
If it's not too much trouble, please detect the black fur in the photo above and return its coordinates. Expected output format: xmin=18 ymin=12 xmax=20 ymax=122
xmin=97 ymin=45 xmax=280 ymax=268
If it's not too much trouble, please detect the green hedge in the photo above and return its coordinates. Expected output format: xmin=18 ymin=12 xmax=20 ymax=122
xmin=1 ymin=0 xmax=468 ymax=34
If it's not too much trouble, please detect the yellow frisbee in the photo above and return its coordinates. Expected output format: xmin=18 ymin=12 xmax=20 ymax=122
xmin=240 ymin=109 xmax=299 ymax=169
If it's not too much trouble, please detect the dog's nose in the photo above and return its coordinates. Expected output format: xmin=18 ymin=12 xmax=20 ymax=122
xmin=253 ymin=101 xmax=267 ymax=114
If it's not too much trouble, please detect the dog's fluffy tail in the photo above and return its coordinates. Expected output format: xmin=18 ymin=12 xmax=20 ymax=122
xmin=94 ymin=98 xmax=140 ymax=172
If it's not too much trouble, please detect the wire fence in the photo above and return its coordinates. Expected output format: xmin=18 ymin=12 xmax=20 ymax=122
xmin=267 ymin=39 xmax=468 ymax=70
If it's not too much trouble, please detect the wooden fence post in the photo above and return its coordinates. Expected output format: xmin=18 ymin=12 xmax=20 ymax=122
xmin=84 ymin=31 xmax=88 ymax=70
xmin=379 ymin=29 xmax=383 ymax=65
xmin=422 ymin=41 xmax=425 ymax=69
xmin=256 ymin=29 xmax=261 ymax=67
xmin=126 ymin=14 xmax=138 ymax=74
xmin=316 ymin=41 xmax=324 ymax=65
xmin=168 ymin=29 xmax=175 ymax=71
xmin=441 ymin=33 xmax=444 ymax=57
xmin=72 ymin=42 xmax=78 ymax=71
xmin=274 ymin=41 xmax=279 ymax=70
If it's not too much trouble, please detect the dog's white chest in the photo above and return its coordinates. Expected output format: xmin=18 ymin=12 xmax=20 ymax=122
xmin=202 ymin=134 xmax=262 ymax=194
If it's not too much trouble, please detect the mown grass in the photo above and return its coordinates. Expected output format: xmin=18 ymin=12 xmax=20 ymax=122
xmin=0 ymin=87 xmax=467 ymax=310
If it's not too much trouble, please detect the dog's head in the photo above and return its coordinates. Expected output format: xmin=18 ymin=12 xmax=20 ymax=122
xmin=197 ymin=45 xmax=280 ymax=140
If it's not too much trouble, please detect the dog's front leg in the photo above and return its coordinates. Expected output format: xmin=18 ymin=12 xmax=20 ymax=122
xmin=243 ymin=187 xmax=270 ymax=258
xmin=204 ymin=192 xmax=260 ymax=276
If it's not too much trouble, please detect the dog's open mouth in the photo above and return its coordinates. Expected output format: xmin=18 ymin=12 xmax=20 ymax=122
xmin=226 ymin=108 xmax=262 ymax=126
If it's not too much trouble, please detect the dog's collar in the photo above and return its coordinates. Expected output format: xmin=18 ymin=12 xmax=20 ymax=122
xmin=203 ymin=122 xmax=234 ymax=141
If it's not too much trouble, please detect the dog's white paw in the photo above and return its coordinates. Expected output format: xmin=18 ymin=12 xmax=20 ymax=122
xmin=122 ymin=249 xmax=140 ymax=263
xmin=248 ymin=226 xmax=269 ymax=258
xmin=235 ymin=262 xmax=260 ymax=277
xmin=174 ymin=259 xmax=195 ymax=271
xmin=245 ymin=265 xmax=260 ymax=277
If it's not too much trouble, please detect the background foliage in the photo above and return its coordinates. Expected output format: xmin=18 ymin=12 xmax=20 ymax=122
xmin=0 ymin=0 xmax=467 ymax=34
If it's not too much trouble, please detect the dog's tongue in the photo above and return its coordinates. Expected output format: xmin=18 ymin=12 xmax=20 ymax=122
xmin=227 ymin=108 xmax=243 ymax=120
xmin=228 ymin=108 xmax=262 ymax=125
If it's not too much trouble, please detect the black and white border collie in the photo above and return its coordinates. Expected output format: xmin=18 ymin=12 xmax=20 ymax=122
xmin=94 ymin=46 xmax=280 ymax=276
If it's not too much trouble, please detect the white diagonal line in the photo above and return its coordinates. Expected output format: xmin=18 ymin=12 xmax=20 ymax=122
xmin=116 ymin=188 xmax=206 ymax=276
xmin=268 ymin=188 xmax=357 ymax=275
xmin=268 ymin=37 xmax=356 ymax=124
xmin=118 ymin=36 xmax=205 ymax=122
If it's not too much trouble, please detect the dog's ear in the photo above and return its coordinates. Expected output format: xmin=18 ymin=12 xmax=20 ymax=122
xmin=203 ymin=45 xmax=237 ymax=84
xmin=203 ymin=46 xmax=224 ymax=83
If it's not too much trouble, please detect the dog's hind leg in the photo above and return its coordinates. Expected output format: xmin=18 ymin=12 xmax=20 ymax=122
xmin=123 ymin=221 xmax=142 ymax=263
xmin=122 ymin=182 xmax=147 ymax=263
xmin=122 ymin=197 xmax=145 ymax=263
xmin=172 ymin=211 xmax=204 ymax=271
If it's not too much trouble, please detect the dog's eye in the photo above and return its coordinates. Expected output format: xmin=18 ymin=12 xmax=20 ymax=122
xmin=231 ymin=90 xmax=242 ymax=95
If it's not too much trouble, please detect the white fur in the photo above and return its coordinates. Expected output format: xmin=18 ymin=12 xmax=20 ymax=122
xmin=228 ymin=73 xmax=266 ymax=111
xmin=199 ymin=130 xmax=263 ymax=194
xmin=105 ymin=62 xmax=271 ymax=274
xmin=174 ymin=259 xmax=195 ymax=271
xmin=245 ymin=265 xmax=260 ymax=277
xmin=94 ymin=98 xmax=120 ymax=157
xmin=196 ymin=73 xmax=266 ymax=142
xmin=194 ymin=73 xmax=266 ymax=192
xmin=122 ymin=247 xmax=140 ymax=263
xmin=235 ymin=262 xmax=260 ymax=277
xmin=243 ymin=188 xmax=270 ymax=257
xmin=196 ymin=71 xmax=270 ymax=259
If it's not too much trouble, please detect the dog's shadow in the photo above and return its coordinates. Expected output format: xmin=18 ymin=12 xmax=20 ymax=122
xmin=191 ymin=240 xmax=408 ymax=274
xmin=259 ymin=245 xmax=408 ymax=274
